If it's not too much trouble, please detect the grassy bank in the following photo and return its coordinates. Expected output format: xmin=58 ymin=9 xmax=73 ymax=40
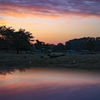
xmin=0 ymin=51 xmax=100 ymax=70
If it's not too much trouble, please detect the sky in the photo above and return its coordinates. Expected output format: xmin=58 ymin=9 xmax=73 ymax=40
xmin=0 ymin=0 xmax=100 ymax=44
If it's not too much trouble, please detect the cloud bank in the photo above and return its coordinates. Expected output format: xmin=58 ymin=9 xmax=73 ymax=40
xmin=0 ymin=0 xmax=100 ymax=19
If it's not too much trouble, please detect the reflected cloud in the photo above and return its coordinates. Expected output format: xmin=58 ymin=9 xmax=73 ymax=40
xmin=0 ymin=80 xmax=100 ymax=100
xmin=0 ymin=68 xmax=100 ymax=100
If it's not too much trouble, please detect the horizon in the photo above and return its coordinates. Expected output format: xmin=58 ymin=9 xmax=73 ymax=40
xmin=33 ymin=36 xmax=99 ymax=45
xmin=0 ymin=0 xmax=100 ymax=44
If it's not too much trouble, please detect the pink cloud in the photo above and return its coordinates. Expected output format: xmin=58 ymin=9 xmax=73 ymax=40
xmin=66 ymin=21 xmax=94 ymax=28
xmin=83 ymin=24 xmax=94 ymax=28
xmin=0 ymin=0 xmax=100 ymax=19
xmin=66 ymin=21 xmax=73 ymax=25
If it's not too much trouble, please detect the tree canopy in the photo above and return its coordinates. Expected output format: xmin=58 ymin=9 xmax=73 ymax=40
xmin=0 ymin=26 xmax=34 ymax=53
xmin=67 ymin=37 xmax=100 ymax=51
xmin=65 ymin=42 xmax=71 ymax=50
xmin=86 ymin=39 xmax=95 ymax=51
xmin=56 ymin=43 xmax=65 ymax=51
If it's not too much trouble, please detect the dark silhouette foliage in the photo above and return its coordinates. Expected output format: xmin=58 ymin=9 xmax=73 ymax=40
xmin=0 ymin=26 xmax=34 ymax=53
xmin=67 ymin=37 xmax=100 ymax=51
xmin=86 ymin=39 xmax=95 ymax=51
xmin=56 ymin=43 xmax=65 ymax=51
xmin=0 ymin=26 xmax=100 ymax=53
xmin=35 ymin=40 xmax=52 ymax=52
xmin=65 ymin=42 xmax=71 ymax=50
xmin=0 ymin=26 xmax=15 ymax=51
xmin=35 ymin=40 xmax=43 ymax=50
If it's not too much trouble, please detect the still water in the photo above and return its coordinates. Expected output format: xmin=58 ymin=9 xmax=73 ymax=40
xmin=0 ymin=68 xmax=100 ymax=100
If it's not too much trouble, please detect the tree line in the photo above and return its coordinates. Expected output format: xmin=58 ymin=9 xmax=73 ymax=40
xmin=0 ymin=26 xmax=34 ymax=53
xmin=0 ymin=26 xmax=100 ymax=53
xmin=35 ymin=37 xmax=100 ymax=52
xmin=68 ymin=37 xmax=100 ymax=52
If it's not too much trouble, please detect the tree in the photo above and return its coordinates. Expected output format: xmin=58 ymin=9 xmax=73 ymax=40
xmin=94 ymin=46 xmax=100 ymax=52
xmin=0 ymin=26 xmax=15 ymax=51
xmin=56 ymin=43 xmax=65 ymax=51
xmin=74 ymin=47 xmax=81 ymax=52
xmin=44 ymin=44 xmax=51 ymax=51
xmin=86 ymin=39 xmax=95 ymax=51
xmin=12 ymin=28 xmax=34 ymax=54
xmin=0 ymin=37 xmax=5 ymax=50
xmin=35 ymin=40 xmax=42 ymax=50
xmin=0 ymin=26 xmax=34 ymax=53
xmin=65 ymin=42 xmax=71 ymax=50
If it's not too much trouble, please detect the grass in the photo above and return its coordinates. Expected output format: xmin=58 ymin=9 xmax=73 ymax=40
xmin=0 ymin=51 xmax=100 ymax=70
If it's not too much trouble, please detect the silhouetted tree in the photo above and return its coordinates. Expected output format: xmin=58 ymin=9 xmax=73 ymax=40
xmin=0 ymin=26 xmax=15 ymax=51
xmin=35 ymin=40 xmax=43 ymax=50
xmin=44 ymin=43 xmax=51 ymax=51
xmin=65 ymin=42 xmax=71 ymax=50
xmin=52 ymin=45 xmax=57 ymax=52
xmin=86 ymin=39 xmax=95 ymax=51
xmin=0 ymin=37 xmax=5 ymax=50
xmin=74 ymin=47 xmax=81 ymax=52
xmin=67 ymin=37 xmax=100 ymax=51
xmin=56 ymin=43 xmax=65 ymax=51
xmin=94 ymin=46 xmax=100 ymax=52
xmin=12 ymin=28 xmax=34 ymax=54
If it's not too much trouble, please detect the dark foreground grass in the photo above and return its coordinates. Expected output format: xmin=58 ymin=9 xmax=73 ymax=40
xmin=0 ymin=51 xmax=100 ymax=70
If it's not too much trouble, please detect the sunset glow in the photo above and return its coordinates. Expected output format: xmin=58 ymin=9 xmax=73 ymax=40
xmin=0 ymin=0 xmax=100 ymax=44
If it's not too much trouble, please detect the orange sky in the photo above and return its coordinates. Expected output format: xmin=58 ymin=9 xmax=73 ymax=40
xmin=0 ymin=0 xmax=100 ymax=44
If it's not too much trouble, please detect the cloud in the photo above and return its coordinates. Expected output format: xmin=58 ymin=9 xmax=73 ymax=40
xmin=0 ymin=20 xmax=41 ymax=27
xmin=21 ymin=22 xmax=41 ymax=26
xmin=0 ymin=0 xmax=100 ymax=19
xmin=0 ymin=17 xmax=6 ymax=25
xmin=66 ymin=21 xmax=73 ymax=25
xmin=66 ymin=21 xmax=94 ymax=28
xmin=83 ymin=24 xmax=93 ymax=28
xmin=0 ymin=17 xmax=5 ymax=21
xmin=0 ymin=17 xmax=3 ymax=20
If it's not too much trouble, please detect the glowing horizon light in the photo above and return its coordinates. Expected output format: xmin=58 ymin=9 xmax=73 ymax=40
xmin=0 ymin=0 xmax=100 ymax=44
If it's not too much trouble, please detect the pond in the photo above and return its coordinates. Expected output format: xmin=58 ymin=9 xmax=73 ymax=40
xmin=0 ymin=68 xmax=100 ymax=100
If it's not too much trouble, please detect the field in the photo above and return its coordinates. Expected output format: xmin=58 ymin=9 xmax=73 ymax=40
xmin=0 ymin=51 xmax=100 ymax=71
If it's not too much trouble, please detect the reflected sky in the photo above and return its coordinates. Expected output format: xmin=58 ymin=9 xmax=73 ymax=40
xmin=0 ymin=68 xmax=100 ymax=100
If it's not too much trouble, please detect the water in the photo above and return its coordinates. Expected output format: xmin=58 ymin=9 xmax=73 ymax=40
xmin=0 ymin=68 xmax=100 ymax=100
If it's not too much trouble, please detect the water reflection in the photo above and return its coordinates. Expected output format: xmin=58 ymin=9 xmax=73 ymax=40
xmin=0 ymin=68 xmax=100 ymax=100
xmin=0 ymin=67 xmax=28 ymax=75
